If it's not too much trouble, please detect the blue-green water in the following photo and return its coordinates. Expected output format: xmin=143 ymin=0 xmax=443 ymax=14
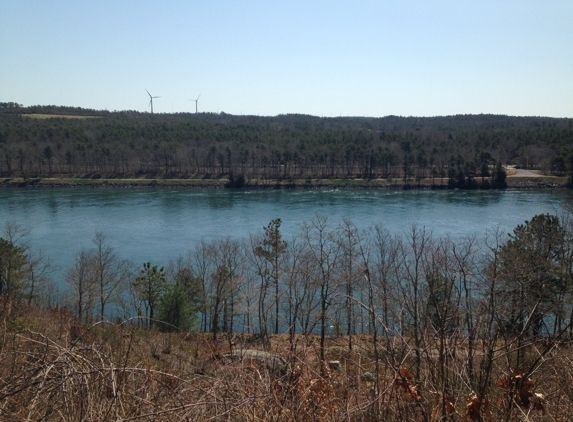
xmin=0 ymin=188 xmax=570 ymax=272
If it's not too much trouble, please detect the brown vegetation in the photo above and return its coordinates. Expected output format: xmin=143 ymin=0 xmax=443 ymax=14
xmin=2 ymin=296 xmax=573 ymax=421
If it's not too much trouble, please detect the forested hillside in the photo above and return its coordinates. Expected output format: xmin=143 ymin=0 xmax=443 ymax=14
xmin=1 ymin=102 xmax=572 ymax=184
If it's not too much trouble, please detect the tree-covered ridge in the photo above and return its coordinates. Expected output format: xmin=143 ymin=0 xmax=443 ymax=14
xmin=1 ymin=103 xmax=572 ymax=182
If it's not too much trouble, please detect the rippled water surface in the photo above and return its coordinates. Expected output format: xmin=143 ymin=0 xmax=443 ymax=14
xmin=1 ymin=187 xmax=570 ymax=271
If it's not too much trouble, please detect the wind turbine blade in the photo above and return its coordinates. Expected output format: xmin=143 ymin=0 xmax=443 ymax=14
xmin=146 ymin=89 xmax=152 ymax=97
xmin=197 ymin=94 xmax=201 ymax=101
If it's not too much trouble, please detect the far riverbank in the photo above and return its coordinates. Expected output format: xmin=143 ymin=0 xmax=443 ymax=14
xmin=0 ymin=175 xmax=569 ymax=191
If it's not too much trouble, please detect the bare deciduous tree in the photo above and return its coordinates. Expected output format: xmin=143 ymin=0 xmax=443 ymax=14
xmin=89 ymin=232 xmax=133 ymax=322
xmin=300 ymin=214 xmax=341 ymax=361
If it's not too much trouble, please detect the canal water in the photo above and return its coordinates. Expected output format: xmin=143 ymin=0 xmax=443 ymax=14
xmin=0 ymin=187 xmax=570 ymax=274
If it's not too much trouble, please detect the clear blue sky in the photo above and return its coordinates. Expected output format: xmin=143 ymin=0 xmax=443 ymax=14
xmin=1 ymin=1 xmax=571 ymax=117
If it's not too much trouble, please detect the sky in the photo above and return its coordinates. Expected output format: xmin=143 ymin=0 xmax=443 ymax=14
xmin=1 ymin=1 xmax=572 ymax=118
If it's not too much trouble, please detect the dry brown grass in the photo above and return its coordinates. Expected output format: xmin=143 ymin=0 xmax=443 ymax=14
xmin=20 ymin=114 xmax=99 ymax=119
xmin=2 ymin=298 xmax=573 ymax=421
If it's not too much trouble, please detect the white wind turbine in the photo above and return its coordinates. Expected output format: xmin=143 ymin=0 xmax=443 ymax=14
xmin=189 ymin=94 xmax=201 ymax=113
xmin=146 ymin=89 xmax=160 ymax=113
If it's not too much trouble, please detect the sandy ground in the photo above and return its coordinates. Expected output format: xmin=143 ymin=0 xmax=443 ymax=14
xmin=505 ymin=166 xmax=553 ymax=178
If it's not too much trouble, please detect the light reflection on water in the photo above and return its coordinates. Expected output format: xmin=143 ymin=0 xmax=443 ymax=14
xmin=0 ymin=187 xmax=570 ymax=274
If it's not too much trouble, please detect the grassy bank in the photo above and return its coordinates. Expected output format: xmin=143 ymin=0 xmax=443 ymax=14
xmin=0 ymin=175 xmax=569 ymax=189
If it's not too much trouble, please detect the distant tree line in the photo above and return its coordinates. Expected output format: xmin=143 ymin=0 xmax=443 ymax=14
xmin=1 ymin=104 xmax=572 ymax=185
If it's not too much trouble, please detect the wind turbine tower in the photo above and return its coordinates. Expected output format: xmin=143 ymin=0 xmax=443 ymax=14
xmin=146 ymin=89 xmax=160 ymax=113
xmin=190 ymin=94 xmax=201 ymax=113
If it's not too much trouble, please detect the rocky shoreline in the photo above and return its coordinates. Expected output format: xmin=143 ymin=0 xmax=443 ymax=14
xmin=0 ymin=177 xmax=569 ymax=191
xmin=508 ymin=179 xmax=568 ymax=190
